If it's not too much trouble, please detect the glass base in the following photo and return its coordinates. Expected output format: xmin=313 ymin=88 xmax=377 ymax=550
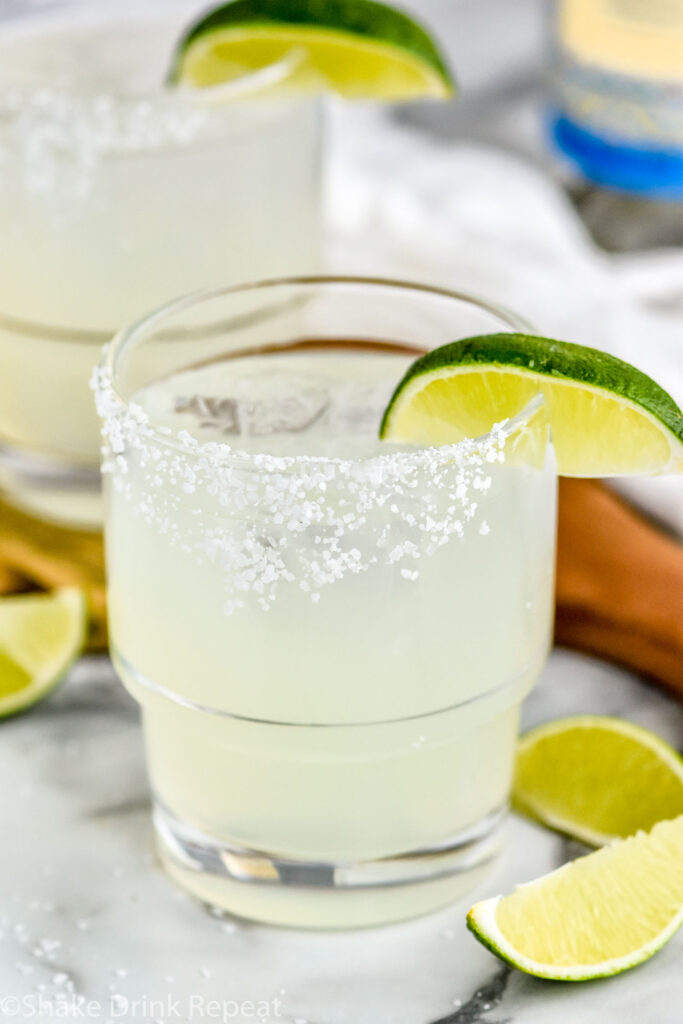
xmin=153 ymin=801 xmax=504 ymax=929
xmin=0 ymin=442 xmax=102 ymax=529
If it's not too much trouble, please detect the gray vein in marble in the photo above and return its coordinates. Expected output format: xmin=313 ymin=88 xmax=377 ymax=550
xmin=86 ymin=795 xmax=151 ymax=821
xmin=431 ymin=966 xmax=512 ymax=1024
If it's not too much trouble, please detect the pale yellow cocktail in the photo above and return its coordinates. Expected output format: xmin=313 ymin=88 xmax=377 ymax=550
xmin=95 ymin=278 xmax=556 ymax=927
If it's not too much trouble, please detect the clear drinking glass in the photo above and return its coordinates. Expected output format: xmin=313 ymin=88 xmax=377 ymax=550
xmin=0 ymin=1 xmax=321 ymax=527
xmin=95 ymin=277 xmax=557 ymax=928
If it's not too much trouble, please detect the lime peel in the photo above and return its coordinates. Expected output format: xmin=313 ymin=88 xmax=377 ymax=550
xmin=170 ymin=0 xmax=454 ymax=99
xmin=0 ymin=588 xmax=87 ymax=720
xmin=467 ymin=816 xmax=683 ymax=981
xmin=380 ymin=333 xmax=683 ymax=477
xmin=514 ymin=715 xmax=683 ymax=846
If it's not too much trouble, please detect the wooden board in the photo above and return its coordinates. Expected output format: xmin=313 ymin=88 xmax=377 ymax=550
xmin=0 ymin=496 xmax=106 ymax=650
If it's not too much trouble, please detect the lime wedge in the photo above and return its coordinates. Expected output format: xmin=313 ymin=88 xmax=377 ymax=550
xmin=170 ymin=0 xmax=454 ymax=99
xmin=0 ymin=588 xmax=87 ymax=720
xmin=380 ymin=334 xmax=683 ymax=476
xmin=467 ymin=816 xmax=683 ymax=981
xmin=514 ymin=716 xmax=683 ymax=846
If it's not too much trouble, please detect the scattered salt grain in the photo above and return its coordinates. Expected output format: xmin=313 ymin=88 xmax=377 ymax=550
xmin=32 ymin=937 xmax=61 ymax=961
xmin=110 ymin=994 xmax=128 ymax=1014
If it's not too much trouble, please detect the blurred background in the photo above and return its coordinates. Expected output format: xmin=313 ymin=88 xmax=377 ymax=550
xmin=397 ymin=0 xmax=549 ymax=158
xmin=399 ymin=0 xmax=683 ymax=251
xmin=324 ymin=0 xmax=683 ymax=538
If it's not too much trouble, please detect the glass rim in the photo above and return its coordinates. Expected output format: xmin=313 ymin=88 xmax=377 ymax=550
xmin=0 ymin=6 xmax=307 ymax=107
xmin=96 ymin=274 xmax=540 ymax=473
xmin=0 ymin=9 xmax=320 ymax=165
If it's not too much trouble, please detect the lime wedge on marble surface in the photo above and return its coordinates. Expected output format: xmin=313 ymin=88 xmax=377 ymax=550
xmin=0 ymin=588 xmax=87 ymax=719
xmin=380 ymin=334 xmax=683 ymax=476
xmin=467 ymin=816 xmax=683 ymax=981
xmin=170 ymin=0 xmax=454 ymax=99
xmin=514 ymin=716 xmax=683 ymax=846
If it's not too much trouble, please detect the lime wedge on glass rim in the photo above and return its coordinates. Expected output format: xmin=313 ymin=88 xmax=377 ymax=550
xmin=514 ymin=716 xmax=683 ymax=846
xmin=169 ymin=0 xmax=454 ymax=99
xmin=380 ymin=334 xmax=683 ymax=476
xmin=0 ymin=588 xmax=87 ymax=720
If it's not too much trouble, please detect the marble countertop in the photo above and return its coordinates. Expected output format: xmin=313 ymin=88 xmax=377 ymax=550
xmin=1 ymin=649 xmax=681 ymax=1024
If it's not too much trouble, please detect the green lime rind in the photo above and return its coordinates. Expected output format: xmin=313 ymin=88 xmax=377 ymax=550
xmin=169 ymin=0 xmax=455 ymax=91
xmin=465 ymin=901 xmax=681 ymax=981
xmin=0 ymin=589 xmax=88 ymax=721
xmin=379 ymin=333 xmax=683 ymax=443
xmin=466 ymin=816 xmax=683 ymax=981
xmin=513 ymin=715 xmax=683 ymax=847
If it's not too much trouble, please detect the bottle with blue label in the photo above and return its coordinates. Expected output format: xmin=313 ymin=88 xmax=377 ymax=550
xmin=548 ymin=0 xmax=683 ymax=249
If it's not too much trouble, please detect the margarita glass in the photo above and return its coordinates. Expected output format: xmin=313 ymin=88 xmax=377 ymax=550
xmin=95 ymin=277 xmax=557 ymax=928
xmin=0 ymin=1 xmax=321 ymax=527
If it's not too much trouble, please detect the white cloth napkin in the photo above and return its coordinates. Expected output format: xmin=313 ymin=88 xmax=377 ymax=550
xmin=324 ymin=105 xmax=683 ymax=534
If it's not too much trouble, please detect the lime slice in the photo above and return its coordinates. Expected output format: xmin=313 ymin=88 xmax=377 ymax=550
xmin=0 ymin=588 xmax=87 ymax=720
xmin=170 ymin=0 xmax=454 ymax=100
xmin=514 ymin=716 xmax=683 ymax=846
xmin=380 ymin=334 xmax=683 ymax=476
xmin=467 ymin=815 xmax=683 ymax=981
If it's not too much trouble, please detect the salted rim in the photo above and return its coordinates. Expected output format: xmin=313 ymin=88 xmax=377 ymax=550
xmin=96 ymin=275 xmax=541 ymax=474
xmin=0 ymin=9 xmax=306 ymax=108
